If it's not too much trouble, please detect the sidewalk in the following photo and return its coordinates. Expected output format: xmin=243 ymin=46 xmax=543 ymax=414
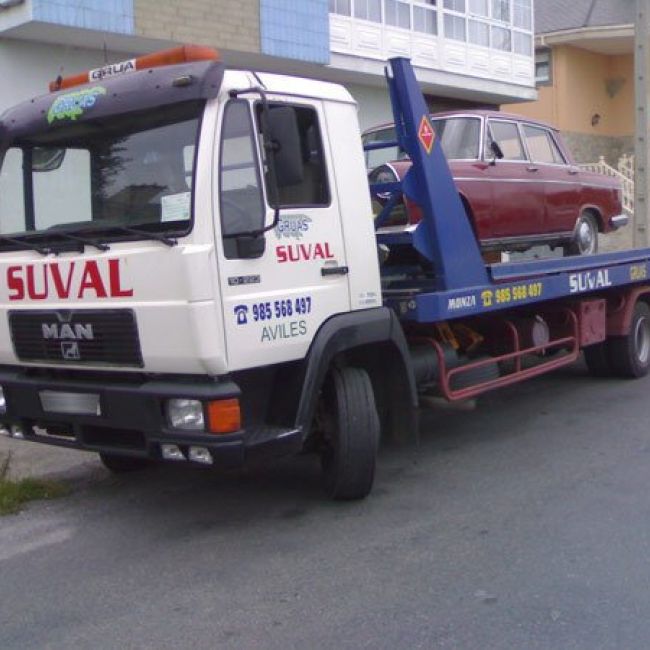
xmin=0 ymin=435 xmax=102 ymax=482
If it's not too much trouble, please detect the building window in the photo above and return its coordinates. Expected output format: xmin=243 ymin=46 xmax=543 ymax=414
xmin=354 ymin=0 xmax=382 ymax=22
xmin=535 ymin=49 xmax=552 ymax=85
xmin=444 ymin=0 xmax=465 ymax=10
xmin=385 ymin=0 xmax=411 ymax=28
xmin=444 ymin=13 xmax=466 ymax=40
xmin=329 ymin=0 xmax=352 ymax=15
xmin=491 ymin=24 xmax=511 ymax=51
xmin=491 ymin=0 xmax=509 ymax=22
xmin=513 ymin=31 xmax=531 ymax=55
xmin=413 ymin=2 xmax=437 ymax=34
xmin=468 ymin=0 xmax=488 ymax=16
xmin=513 ymin=0 xmax=531 ymax=29
xmin=468 ymin=19 xmax=489 ymax=46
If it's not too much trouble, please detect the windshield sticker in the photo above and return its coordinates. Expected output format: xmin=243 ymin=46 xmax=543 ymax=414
xmin=161 ymin=192 xmax=191 ymax=222
xmin=47 ymin=86 xmax=107 ymax=125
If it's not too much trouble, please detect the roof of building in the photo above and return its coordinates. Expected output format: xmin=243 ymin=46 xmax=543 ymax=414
xmin=536 ymin=0 xmax=635 ymax=35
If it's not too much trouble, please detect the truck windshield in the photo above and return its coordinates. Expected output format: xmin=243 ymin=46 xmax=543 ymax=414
xmin=0 ymin=100 xmax=203 ymax=247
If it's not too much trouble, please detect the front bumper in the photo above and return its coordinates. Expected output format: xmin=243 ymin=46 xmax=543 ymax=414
xmin=0 ymin=369 xmax=302 ymax=468
xmin=610 ymin=213 xmax=629 ymax=230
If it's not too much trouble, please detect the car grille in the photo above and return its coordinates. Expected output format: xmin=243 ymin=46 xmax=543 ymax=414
xmin=9 ymin=309 xmax=143 ymax=367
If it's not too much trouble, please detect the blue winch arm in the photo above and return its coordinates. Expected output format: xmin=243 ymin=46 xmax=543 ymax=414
xmin=386 ymin=57 xmax=489 ymax=291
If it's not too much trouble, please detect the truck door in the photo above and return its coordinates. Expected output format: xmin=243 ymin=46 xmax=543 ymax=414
xmin=213 ymin=96 xmax=351 ymax=371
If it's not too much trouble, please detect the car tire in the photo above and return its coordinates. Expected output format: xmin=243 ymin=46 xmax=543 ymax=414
xmin=566 ymin=213 xmax=598 ymax=256
xmin=608 ymin=302 xmax=650 ymax=378
xmin=320 ymin=367 xmax=380 ymax=501
xmin=99 ymin=452 xmax=151 ymax=473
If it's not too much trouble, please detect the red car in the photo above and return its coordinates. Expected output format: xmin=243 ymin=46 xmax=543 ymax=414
xmin=365 ymin=111 xmax=626 ymax=255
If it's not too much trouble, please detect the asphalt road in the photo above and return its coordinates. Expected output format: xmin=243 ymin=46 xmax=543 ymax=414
xmin=2 ymin=360 xmax=650 ymax=650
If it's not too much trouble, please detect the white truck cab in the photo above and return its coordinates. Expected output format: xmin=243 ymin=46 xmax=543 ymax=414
xmin=0 ymin=46 xmax=414 ymax=499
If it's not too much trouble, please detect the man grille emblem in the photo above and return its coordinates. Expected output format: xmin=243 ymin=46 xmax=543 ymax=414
xmin=61 ymin=342 xmax=81 ymax=360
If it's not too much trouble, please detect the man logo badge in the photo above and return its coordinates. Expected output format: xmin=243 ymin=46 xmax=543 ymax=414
xmin=61 ymin=341 xmax=81 ymax=360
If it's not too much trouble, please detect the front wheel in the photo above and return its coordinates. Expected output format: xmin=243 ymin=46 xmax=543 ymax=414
xmin=319 ymin=367 xmax=380 ymax=501
xmin=608 ymin=302 xmax=650 ymax=378
xmin=565 ymin=213 xmax=598 ymax=256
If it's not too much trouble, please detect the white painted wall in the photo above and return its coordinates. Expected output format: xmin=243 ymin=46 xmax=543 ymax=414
xmin=0 ymin=38 xmax=127 ymax=114
xmin=345 ymin=82 xmax=393 ymax=133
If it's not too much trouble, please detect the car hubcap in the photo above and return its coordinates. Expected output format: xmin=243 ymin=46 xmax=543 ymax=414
xmin=635 ymin=316 xmax=650 ymax=365
xmin=577 ymin=219 xmax=595 ymax=254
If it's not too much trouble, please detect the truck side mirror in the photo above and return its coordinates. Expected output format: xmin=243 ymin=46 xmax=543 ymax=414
xmin=267 ymin=106 xmax=304 ymax=188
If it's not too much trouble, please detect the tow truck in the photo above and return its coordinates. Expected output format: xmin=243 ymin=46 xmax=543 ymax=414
xmin=0 ymin=45 xmax=648 ymax=500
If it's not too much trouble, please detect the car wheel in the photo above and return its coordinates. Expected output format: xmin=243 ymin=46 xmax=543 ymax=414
xmin=319 ymin=367 xmax=380 ymax=501
xmin=99 ymin=452 xmax=151 ymax=473
xmin=608 ymin=302 xmax=650 ymax=378
xmin=566 ymin=213 xmax=598 ymax=256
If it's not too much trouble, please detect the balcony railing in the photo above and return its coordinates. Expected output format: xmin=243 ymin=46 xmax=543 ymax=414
xmin=329 ymin=0 xmax=534 ymax=88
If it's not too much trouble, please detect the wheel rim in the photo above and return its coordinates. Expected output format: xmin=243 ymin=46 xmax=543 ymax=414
xmin=635 ymin=316 xmax=650 ymax=365
xmin=577 ymin=217 xmax=596 ymax=254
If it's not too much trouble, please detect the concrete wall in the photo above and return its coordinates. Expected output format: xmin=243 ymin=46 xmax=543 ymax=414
xmin=0 ymin=39 xmax=127 ymax=115
xmin=134 ymin=0 xmax=260 ymax=53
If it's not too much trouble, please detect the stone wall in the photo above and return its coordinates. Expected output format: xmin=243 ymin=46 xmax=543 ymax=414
xmin=561 ymin=131 xmax=633 ymax=166
xmin=134 ymin=0 xmax=260 ymax=53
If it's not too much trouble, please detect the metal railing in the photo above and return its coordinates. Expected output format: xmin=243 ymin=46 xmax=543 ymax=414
xmin=578 ymin=154 xmax=634 ymax=215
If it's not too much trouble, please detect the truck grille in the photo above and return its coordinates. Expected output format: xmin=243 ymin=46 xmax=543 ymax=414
xmin=9 ymin=309 xmax=143 ymax=367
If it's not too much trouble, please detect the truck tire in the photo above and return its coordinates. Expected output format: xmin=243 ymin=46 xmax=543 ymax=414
xmin=320 ymin=367 xmax=380 ymax=501
xmin=583 ymin=342 xmax=612 ymax=377
xmin=608 ymin=302 xmax=650 ymax=378
xmin=99 ymin=452 xmax=150 ymax=473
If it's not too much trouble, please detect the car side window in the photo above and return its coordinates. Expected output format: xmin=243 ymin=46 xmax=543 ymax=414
xmin=523 ymin=125 xmax=566 ymax=164
xmin=256 ymin=104 xmax=330 ymax=208
xmin=487 ymin=121 xmax=526 ymax=161
xmin=219 ymin=100 xmax=265 ymax=254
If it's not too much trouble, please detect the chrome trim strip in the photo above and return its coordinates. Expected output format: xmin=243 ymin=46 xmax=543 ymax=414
xmin=452 ymin=177 xmax=615 ymax=189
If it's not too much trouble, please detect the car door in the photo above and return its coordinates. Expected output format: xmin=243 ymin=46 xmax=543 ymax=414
xmin=484 ymin=118 xmax=546 ymax=241
xmin=214 ymin=96 xmax=351 ymax=371
xmin=521 ymin=123 xmax=580 ymax=236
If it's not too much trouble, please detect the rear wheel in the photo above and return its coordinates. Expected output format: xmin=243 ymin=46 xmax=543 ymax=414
xmin=99 ymin=452 xmax=150 ymax=473
xmin=608 ymin=302 xmax=650 ymax=378
xmin=320 ymin=367 xmax=380 ymax=501
xmin=565 ymin=213 xmax=598 ymax=256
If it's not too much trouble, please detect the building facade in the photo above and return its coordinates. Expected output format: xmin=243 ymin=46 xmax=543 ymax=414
xmin=0 ymin=0 xmax=536 ymax=131
xmin=509 ymin=0 xmax=634 ymax=164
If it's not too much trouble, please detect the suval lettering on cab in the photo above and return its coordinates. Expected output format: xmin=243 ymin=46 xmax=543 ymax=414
xmin=7 ymin=259 xmax=133 ymax=300
xmin=276 ymin=242 xmax=334 ymax=263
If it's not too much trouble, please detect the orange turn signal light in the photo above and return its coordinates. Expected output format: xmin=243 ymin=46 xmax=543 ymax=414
xmin=206 ymin=399 xmax=241 ymax=434
xmin=49 ymin=44 xmax=220 ymax=92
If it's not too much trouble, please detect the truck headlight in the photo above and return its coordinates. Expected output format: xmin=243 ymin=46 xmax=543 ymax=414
xmin=166 ymin=399 xmax=204 ymax=430
xmin=0 ymin=386 xmax=6 ymax=415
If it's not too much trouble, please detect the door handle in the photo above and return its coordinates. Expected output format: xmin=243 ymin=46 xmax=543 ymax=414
xmin=568 ymin=167 xmax=580 ymax=175
xmin=527 ymin=166 xmax=539 ymax=172
xmin=321 ymin=265 xmax=349 ymax=277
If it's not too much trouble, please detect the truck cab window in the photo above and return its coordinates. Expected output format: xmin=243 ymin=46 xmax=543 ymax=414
xmin=219 ymin=100 xmax=265 ymax=244
xmin=258 ymin=104 xmax=330 ymax=207
xmin=0 ymin=148 xmax=26 ymax=234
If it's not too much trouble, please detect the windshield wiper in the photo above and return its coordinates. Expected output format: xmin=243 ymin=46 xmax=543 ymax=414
xmin=0 ymin=235 xmax=51 ymax=256
xmin=104 ymin=226 xmax=178 ymax=247
xmin=52 ymin=232 xmax=110 ymax=252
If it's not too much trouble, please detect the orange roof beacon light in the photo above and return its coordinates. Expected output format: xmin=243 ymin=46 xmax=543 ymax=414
xmin=49 ymin=45 xmax=220 ymax=92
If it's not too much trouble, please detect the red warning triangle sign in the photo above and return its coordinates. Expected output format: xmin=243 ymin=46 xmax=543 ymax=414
xmin=418 ymin=115 xmax=435 ymax=154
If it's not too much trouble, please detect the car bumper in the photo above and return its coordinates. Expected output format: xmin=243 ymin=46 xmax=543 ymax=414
xmin=610 ymin=214 xmax=629 ymax=230
xmin=0 ymin=369 xmax=302 ymax=468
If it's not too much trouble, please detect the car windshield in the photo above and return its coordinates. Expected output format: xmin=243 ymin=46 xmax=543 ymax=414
xmin=431 ymin=117 xmax=481 ymax=160
xmin=0 ymin=100 xmax=203 ymax=243
xmin=363 ymin=115 xmax=481 ymax=168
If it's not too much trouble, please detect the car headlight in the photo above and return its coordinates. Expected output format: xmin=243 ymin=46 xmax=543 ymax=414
xmin=166 ymin=398 xmax=204 ymax=430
